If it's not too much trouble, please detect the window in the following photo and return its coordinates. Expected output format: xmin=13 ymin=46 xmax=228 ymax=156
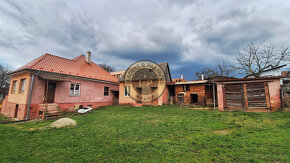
xmin=70 ymin=83 xmax=80 ymax=96
xmin=190 ymin=94 xmax=198 ymax=103
xmin=183 ymin=85 xmax=190 ymax=91
xmin=104 ymin=87 xmax=109 ymax=96
xmin=177 ymin=94 xmax=184 ymax=103
xmin=124 ymin=86 xmax=130 ymax=96
xmin=19 ymin=78 xmax=26 ymax=93
xmin=11 ymin=80 xmax=17 ymax=94
xmin=186 ymin=85 xmax=190 ymax=91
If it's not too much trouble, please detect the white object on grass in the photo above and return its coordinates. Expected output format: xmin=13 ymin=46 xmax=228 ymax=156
xmin=77 ymin=107 xmax=93 ymax=114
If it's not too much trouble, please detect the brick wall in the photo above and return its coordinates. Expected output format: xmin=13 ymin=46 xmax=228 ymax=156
xmin=175 ymin=84 xmax=206 ymax=105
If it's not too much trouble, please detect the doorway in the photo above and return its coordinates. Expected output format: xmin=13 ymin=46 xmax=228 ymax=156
xmin=44 ymin=82 xmax=56 ymax=103
xmin=14 ymin=104 xmax=19 ymax=118
xmin=112 ymin=91 xmax=119 ymax=105
xmin=190 ymin=94 xmax=198 ymax=104
xmin=177 ymin=94 xmax=184 ymax=105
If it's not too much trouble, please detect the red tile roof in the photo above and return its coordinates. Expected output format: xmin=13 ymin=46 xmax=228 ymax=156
xmin=15 ymin=53 xmax=118 ymax=82
xmin=172 ymin=78 xmax=187 ymax=82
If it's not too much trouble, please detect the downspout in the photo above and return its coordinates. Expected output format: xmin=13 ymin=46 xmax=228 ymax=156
xmin=25 ymin=70 xmax=40 ymax=120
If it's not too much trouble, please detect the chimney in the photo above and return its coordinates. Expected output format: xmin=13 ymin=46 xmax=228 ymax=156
xmin=86 ymin=51 xmax=91 ymax=64
xmin=181 ymin=75 xmax=183 ymax=79
xmin=201 ymin=74 xmax=204 ymax=80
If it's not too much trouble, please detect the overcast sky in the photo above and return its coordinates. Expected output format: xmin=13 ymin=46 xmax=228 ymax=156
xmin=0 ymin=0 xmax=290 ymax=79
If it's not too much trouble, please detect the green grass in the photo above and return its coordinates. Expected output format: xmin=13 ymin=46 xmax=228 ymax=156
xmin=0 ymin=106 xmax=289 ymax=162
xmin=0 ymin=114 xmax=6 ymax=121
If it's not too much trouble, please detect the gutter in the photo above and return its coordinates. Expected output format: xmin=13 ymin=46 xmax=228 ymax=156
xmin=25 ymin=70 xmax=40 ymax=120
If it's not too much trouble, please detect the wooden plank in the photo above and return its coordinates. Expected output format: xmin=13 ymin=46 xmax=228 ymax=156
xmin=247 ymin=93 xmax=265 ymax=96
xmin=224 ymin=84 xmax=243 ymax=110
xmin=248 ymin=102 xmax=267 ymax=105
xmin=225 ymin=96 xmax=243 ymax=99
xmin=246 ymin=82 xmax=264 ymax=87
xmin=248 ymin=96 xmax=266 ymax=99
xmin=225 ymin=99 xmax=242 ymax=102
xmin=243 ymin=84 xmax=248 ymax=110
xmin=225 ymin=91 xmax=243 ymax=94
xmin=246 ymin=88 xmax=265 ymax=92
xmin=246 ymin=82 xmax=267 ymax=109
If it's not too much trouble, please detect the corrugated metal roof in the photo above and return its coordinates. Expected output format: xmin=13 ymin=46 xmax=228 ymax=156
xmin=214 ymin=76 xmax=288 ymax=82
xmin=175 ymin=80 xmax=208 ymax=85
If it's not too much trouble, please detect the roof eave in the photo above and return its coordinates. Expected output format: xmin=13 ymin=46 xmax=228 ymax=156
xmin=9 ymin=69 xmax=119 ymax=84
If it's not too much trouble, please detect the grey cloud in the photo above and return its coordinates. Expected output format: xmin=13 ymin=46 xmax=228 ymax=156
xmin=0 ymin=0 xmax=290 ymax=80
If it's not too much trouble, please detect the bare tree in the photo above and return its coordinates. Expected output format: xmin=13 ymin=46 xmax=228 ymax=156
xmin=195 ymin=61 xmax=235 ymax=80
xmin=235 ymin=41 xmax=290 ymax=77
xmin=98 ymin=63 xmax=114 ymax=72
xmin=0 ymin=64 xmax=12 ymax=99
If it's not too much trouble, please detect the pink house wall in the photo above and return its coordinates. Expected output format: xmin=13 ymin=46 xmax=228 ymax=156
xmin=268 ymin=80 xmax=281 ymax=110
xmin=30 ymin=77 xmax=119 ymax=112
xmin=217 ymin=84 xmax=224 ymax=111
xmin=1 ymin=74 xmax=119 ymax=120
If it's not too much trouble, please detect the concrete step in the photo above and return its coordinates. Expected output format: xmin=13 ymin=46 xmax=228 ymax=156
xmin=45 ymin=112 xmax=63 ymax=120
xmin=40 ymin=104 xmax=59 ymax=109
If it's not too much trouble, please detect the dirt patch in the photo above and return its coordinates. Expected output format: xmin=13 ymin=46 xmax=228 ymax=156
xmin=146 ymin=119 xmax=164 ymax=125
xmin=213 ymin=129 xmax=232 ymax=135
xmin=188 ymin=107 xmax=210 ymax=110
xmin=49 ymin=118 xmax=77 ymax=128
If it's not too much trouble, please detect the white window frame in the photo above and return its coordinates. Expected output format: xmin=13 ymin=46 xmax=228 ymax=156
xmin=124 ymin=86 xmax=130 ymax=97
xmin=70 ymin=83 xmax=80 ymax=96
xmin=11 ymin=80 xmax=17 ymax=94
xmin=19 ymin=78 xmax=26 ymax=93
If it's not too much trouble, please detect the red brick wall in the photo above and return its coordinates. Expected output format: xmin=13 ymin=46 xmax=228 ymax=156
xmin=175 ymin=84 xmax=206 ymax=105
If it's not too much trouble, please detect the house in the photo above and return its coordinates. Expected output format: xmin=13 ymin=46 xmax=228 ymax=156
xmin=118 ymin=63 xmax=174 ymax=106
xmin=172 ymin=75 xmax=187 ymax=82
xmin=110 ymin=70 xmax=125 ymax=79
xmin=1 ymin=52 xmax=119 ymax=120
xmin=245 ymin=64 xmax=287 ymax=85
xmin=174 ymin=80 xmax=217 ymax=106
xmin=245 ymin=64 xmax=287 ymax=78
xmin=216 ymin=77 xmax=283 ymax=112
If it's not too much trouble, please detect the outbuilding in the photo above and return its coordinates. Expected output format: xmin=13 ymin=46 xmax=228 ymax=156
xmin=216 ymin=77 xmax=283 ymax=112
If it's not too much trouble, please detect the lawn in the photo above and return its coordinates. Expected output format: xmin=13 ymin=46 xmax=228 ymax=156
xmin=0 ymin=106 xmax=289 ymax=162
xmin=0 ymin=113 xmax=6 ymax=121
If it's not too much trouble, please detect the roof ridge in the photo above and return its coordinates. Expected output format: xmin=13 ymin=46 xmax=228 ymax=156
xmin=72 ymin=54 xmax=85 ymax=61
xmin=46 ymin=53 xmax=85 ymax=62
xmin=25 ymin=53 xmax=48 ymax=69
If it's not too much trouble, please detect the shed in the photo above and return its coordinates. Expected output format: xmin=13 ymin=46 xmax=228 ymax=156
xmin=216 ymin=76 xmax=283 ymax=112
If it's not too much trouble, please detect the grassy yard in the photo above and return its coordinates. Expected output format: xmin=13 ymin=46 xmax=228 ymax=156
xmin=0 ymin=106 xmax=289 ymax=162
xmin=0 ymin=113 xmax=6 ymax=121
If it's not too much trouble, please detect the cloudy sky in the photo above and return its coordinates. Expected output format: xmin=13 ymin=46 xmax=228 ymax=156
xmin=0 ymin=0 xmax=290 ymax=79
